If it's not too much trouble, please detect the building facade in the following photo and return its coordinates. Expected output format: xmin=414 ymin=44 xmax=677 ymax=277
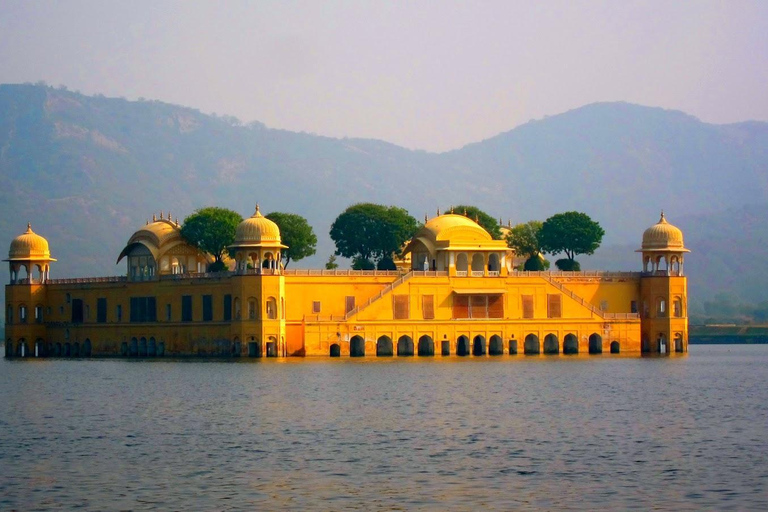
xmin=4 ymin=209 xmax=689 ymax=359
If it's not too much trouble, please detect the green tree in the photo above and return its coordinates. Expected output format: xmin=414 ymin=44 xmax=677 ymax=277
xmin=265 ymin=212 xmax=317 ymax=268
xmin=180 ymin=207 xmax=243 ymax=268
xmin=325 ymin=254 xmax=339 ymax=270
xmin=506 ymin=220 xmax=543 ymax=258
xmin=330 ymin=203 xmax=418 ymax=267
xmin=445 ymin=205 xmax=503 ymax=239
xmin=540 ymin=211 xmax=605 ymax=267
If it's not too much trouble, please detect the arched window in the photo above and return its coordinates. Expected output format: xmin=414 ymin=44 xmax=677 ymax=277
xmin=234 ymin=298 xmax=241 ymax=320
xmin=471 ymin=253 xmax=484 ymax=272
xmin=266 ymin=297 xmax=277 ymax=319
xmin=6 ymin=304 xmax=12 ymax=324
xmin=35 ymin=305 xmax=43 ymax=323
xmin=456 ymin=253 xmax=468 ymax=272
xmin=673 ymin=297 xmax=683 ymax=317
xmin=657 ymin=297 xmax=667 ymax=317
xmin=19 ymin=305 xmax=27 ymax=324
xmin=488 ymin=254 xmax=500 ymax=273
xmin=248 ymin=298 xmax=256 ymax=320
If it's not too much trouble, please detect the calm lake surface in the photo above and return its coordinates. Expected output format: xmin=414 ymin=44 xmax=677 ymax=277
xmin=1 ymin=345 xmax=767 ymax=511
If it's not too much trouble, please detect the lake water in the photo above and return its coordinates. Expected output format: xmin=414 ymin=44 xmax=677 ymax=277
xmin=1 ymin=345 xmax=767 ymax=510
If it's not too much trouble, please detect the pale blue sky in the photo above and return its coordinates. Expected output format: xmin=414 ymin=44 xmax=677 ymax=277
xmin=1 ymin=0 xmax=766 ymax=151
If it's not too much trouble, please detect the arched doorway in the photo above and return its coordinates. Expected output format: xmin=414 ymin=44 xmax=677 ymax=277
xmin=456 ymin=335 xmax=470 ymax=356
xmin=129 ymin=337 xmax=138 ymax=356
xmin=473 ymin=335 xmax=486 ymax=356
xmin=674 ymin=333 xmax=684 ymax=353
xmin=417 ymin=335 xmax=434 ymax=356
xmin=35 ymin=339 xmax=44 ymax=357
xmin=148 ymin=337 xmax=157 ymax=357
xmin=524 ymin=334 xmax=539 ymax=355
xmin=589 ymin=333 xmax=602 ymax=354
xmin=657 ymin=333 xmax=668 ymax=354
xmin=489 ymin=335 xmax=503 ymax=355
xmin=350 ymin=335 xmax=365 ymax=357
xmin=441 ymin=339 xmax=450 ymax=356
xmin=55 ymin=342 xmax=62 ymax=357
xmin=18 ymin=340 xmax=28 ymax=357
xmin=641 ymin=334 xmax=650 ymax=353
xmin=563 ymin=334 xmax=578 ymax=355
xmin=610 ymin=341 xmax=620 ymax=354
xmin=376 ymin=336 xmax=393 ymax=356
xmin=83 ymin=339 xmax=92 ymax=357
xmin=72 ymin=342 xmax=80 ymax=357
xmin=139 ymin=337 xmax=147 ymax=357
xmin=329 ymin=343 xmax=341 ymax=357
xmin=266 ymin=336 xmax=278 ymax=357
xmin=232 ymin=338 xmax=241 ymax=357
xmin=543 ymin=334 xmax=559 ymax=354
xmin=248 ymin=338 xmax=260 ymax=357
xmin=397 ymin=335 xmax=414 ymax=356
xmin=508 ymin=339 xmax=518 ymax=355
xmin=157 ymin=341 xmax=165 ymax=357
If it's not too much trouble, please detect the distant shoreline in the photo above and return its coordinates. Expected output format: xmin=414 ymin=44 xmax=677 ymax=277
xmin=690 ymin=324 xmax=768 ymax=344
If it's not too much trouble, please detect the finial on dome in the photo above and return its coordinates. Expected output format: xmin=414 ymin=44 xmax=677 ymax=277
xmin=253 ymin=204 xmax=262 ymax=217
xmin=436 ymin=207 xmax=440 ymax=216
xmin=152 ymin=214 xmax=157 ymax=222
xmin=175 ymin=217 xmax=179 ymax=226
xmin=146 ymin=219 xmax=149 ymax=225
xmin=26 ymin=222 xmax=32 ymax=232
xmin=160 ymin=211 xmax=164 ymax=220
xmin=659 ymin=210 xmax=667 ymax=223
xmin=425 ymin=214 xmax=428 ymax=222
xmin=450 ymin=205 xmax=455 ymax=214
xmin=475 ymin=214 xmax=479 ymax=223
xmin=508 ymin=219 xmax=512 ymax=228
xmin=463 ymin=208 xmax=467 ymax=216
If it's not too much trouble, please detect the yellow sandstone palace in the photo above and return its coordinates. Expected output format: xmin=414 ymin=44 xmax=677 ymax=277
xmin=4 ymin=207 xmax=689 ymax=359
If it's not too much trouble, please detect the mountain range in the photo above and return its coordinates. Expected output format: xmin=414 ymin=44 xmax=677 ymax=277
xmin=1 ymin=83 xmax=767 ymax=314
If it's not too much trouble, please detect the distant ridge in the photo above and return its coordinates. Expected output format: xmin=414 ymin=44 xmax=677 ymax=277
xmin=1 ymin=83 xmax=767 ymax=310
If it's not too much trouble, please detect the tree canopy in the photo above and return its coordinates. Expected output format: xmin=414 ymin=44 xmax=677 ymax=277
xmin=180 ymin=207 xmax=243 ymax=267
xmin=330 ymin=203 xmax=419 ymax=268
xmin=445 ymin=205 xmax=503 ymax=239
xmin=506 ymin=220 xmax=543 ymax=259
xmin=540 ymin=211 xmax=605 ymax=262
xmin=265 ymin=212 xmax=317 ymax=268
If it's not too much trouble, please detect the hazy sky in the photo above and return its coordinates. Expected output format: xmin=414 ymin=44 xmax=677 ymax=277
xmin=1 ymin=0 xmax=766 ymax=151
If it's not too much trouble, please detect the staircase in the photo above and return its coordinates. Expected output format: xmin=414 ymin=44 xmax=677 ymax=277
xmin=539 ymin=274 xmax=607 ymax=319
xmin=345 ymin=271 xmax=414 ymax=320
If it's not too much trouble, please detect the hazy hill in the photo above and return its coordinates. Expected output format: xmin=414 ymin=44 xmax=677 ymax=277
xmin=1 ymin=84 xmax=767 ymax=312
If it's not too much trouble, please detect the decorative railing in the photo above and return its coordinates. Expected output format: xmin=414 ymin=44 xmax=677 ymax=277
xmin=283 ymin=269 xmax=403 ymax=277
xmin=512 ymin=270 xmax=641 ymax=278
xmin=345 ymin=271 xmax=414 ymax=320
xmin=471 ymin=271 xmax=484 ymax=277
xmin=488 ymin=271 xmax=500 ymax=277
xmin=47 ymin=276 xmax=127 ymax=285
xmin=455 ymin=271 xmax=467 ymax=277
xmin=410 ymin=271 xmax=449 ymax=277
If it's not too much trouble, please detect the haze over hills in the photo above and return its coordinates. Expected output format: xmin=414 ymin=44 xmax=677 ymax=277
xmin=1 ymin=83 xmax=767 ymax=312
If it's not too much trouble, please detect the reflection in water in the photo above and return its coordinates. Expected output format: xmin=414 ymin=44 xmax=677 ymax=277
xmin=1 ymin=346 xmax=767 ymax=510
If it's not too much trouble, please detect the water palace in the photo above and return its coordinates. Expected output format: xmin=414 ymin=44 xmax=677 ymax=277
xmin=4 ymin=207 xmax=689 ymax=359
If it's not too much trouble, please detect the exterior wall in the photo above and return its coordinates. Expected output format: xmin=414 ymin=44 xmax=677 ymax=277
xmin=6 ymin=268 xmax=685 ymax=359
xmin=640 ymin=274 xmax=688 ymax=353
